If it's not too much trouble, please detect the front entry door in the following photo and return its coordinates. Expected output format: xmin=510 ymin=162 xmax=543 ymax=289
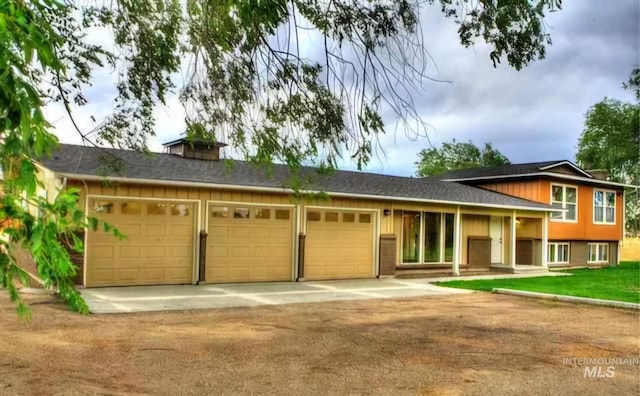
xmin=489 ymin=216 xmax=503 ymax=264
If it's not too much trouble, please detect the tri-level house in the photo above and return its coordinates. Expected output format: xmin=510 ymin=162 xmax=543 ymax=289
xmin=433 ymin=161 xmax=632 ymax=268
xmin=16 ymin=143 xmax=631 ymax=289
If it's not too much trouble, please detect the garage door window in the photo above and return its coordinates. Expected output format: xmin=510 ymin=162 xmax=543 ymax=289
xmin=233 ymin=207 xmax=250 ymax=219
xmin=121 ymin=201 xmax=142 ymax=215
xmin=255 ymin=208 xmax=271 ymax=219
xmin=170 ymin=203 xmax=190 ymax=216
xmin=359 ymin=213 xmax=371 ymax=223
xmin=307 ymin=211 xmax=321 ymax=221
xmin=342 ymin=213 xmax=355 ymax=222
xmin=275 ymin=209 xmax=290 ymax=220
xmin=147 ymin=202 xmax=166 ymax=215
xmin=210 ymin=206 xmax=228 ymax=218
xmin=325 ymin=212 xmax=339 ymax=222
xmin=92 ymin=200 xmax=114 ymax=214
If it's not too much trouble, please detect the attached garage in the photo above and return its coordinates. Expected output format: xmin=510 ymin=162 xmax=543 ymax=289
xmin=86 ymin=197 xmax=197 ymax=287
xmin=304 ymin=209 xmax=376 ymax=280
xmin=206 ymin=203 xmax=295 ymax=283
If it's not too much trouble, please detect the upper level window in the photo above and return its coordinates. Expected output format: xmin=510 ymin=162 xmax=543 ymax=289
xmin=593 ymin=189 xmax=615 ymax=224
xmin=550 ymin=184 xmax=577 ymax=222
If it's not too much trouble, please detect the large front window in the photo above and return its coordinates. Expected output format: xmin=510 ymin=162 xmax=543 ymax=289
xmin=593 ymin=189 xmax=616 ymax=224
xmin=550 ymin=184 xmax=577 ymax=222
xmin=401 ymin=211 xmax=454 ymax=264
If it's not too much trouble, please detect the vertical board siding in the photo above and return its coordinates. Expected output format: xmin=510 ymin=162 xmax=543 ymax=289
xmin=480 ymin=179 xmax=623 ymax=242
xmin=479 ymin=180 xmax=542 ymax=202
xmin=461 ymin=214 xmax=489 ymax=265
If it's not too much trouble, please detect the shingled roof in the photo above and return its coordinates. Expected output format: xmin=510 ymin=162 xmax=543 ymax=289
xmin=429 ymin=160 xmax=582 ymax=180
xmin=39 ymin=144 xmax=554 ymax=211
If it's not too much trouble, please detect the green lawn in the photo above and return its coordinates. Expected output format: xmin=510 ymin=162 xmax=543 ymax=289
xmin=436 ymin=262 xmax=640 ymax=303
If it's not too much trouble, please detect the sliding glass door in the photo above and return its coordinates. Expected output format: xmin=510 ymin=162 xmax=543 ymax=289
xmin=401 ymin=210 xmax=455 ymax=264
xmin=401 ymin=211 xmax=421 ymax=263
xmin=424 ymin=213 xmax=441 ymax=262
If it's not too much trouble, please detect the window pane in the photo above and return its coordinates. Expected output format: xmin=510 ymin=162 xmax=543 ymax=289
xmin=606 ymin=207 xmax=615 ymax=223
xmin=424 ymin=212 xmax=441 ymax=262
xmin=342 ymin=213 xmax=355 ymax=223
xmin=120 ymin=201 xmax=142 ymax=215
xmin=233 ymin=207 xmax=250 ymax=219
xmin=147 ymin=202 xmax=166 ymax=215
xmin=359 ymin=213 xmax=371 ymax=223
xmin=606 ymin=192 xmax=615 ymax=207
xmin=275 ymin=209 xmax=290 ymax=220
xmin=566 ymin=204 xmax=576 ymax=221
xmin=560 ymin=245 xmax=569 ymax=262
xmin=444 ymin=213 xmax=454 ymax=262
xmin=594 ymin=191 xmax=603 ymax=206
xmin=566 ymin=187 xmax=577 ymax=203
xmin=599 ymin=244 xmax=608 ymax=262
xmin=307 ymin=211 xmax=321 ymax=221
xmin=325 ymin=212 xmax=339 ymax=222
xmin=594 ymin=207 xmax=604 ymax=223
xmin=402 ymin=211 xmax=420 ymax=263
xmin=552 ymin=186 xmax=563 ymax=202
xmin=255 ymin=208 xmax=271 ymax=219
xmin=548 ymin=244 xmax=556 ymax=262
xmin=170 ymin=203 xmax=190 ymax=216
xmin=210 ymin=206 xmax=228 ymax=218
xmin=589 ymin=244 xmax=597 ymax=262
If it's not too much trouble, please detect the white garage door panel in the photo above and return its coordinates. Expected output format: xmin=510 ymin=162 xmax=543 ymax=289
xmin=206 ymin=205 xmax=294 ymax=283
xmin=86 ymin=198 xmax=196 ymax=287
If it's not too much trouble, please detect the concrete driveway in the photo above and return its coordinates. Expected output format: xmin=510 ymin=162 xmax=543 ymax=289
xmin=81 ymin=278 xmax=472 ymax=313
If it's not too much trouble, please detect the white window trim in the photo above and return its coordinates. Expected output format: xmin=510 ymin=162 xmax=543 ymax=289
xmin=549 ymin=183 xmax=578 ymax=223
xmin=547 ymin=242 xmax=570 ymax=264
xmin=587 ymin=243 xmax=609 ymax=263
xmin=593 ymin=188 xmax=616 ymax=225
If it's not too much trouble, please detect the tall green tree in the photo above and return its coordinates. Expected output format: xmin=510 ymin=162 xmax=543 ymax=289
xmin=576 ymin=69 xmax=640 ymax=235
xmin=1 ymin=0 xmax=562 ymax=315
xmin=416 ymin=140 xmax=510 ymax=177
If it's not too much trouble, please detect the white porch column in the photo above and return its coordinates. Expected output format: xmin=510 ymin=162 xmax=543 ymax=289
xmin=541 ymin=212 xmax=549 ymax=268
xmin=510 ymin=210 xmax=517 ymax=269
xmin=453 ymin=206 xmax=462 ymax=276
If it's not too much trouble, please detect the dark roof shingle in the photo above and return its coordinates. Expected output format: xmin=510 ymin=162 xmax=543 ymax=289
xmin=428 ymin=161 xmax=567 ymax=180
xmin=40 ymin=144 xmax=553 ymax=211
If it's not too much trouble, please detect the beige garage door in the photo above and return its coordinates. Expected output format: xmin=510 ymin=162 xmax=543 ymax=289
xmin=86 ymin=198 xmax=196 ymax=287
xmin=305 ymin=209 xmax=375 ymax=280
xmin=206 ymin=204 xmax=294 ymax=283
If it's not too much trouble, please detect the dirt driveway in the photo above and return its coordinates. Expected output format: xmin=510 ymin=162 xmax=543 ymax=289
xmin=0 ymin=293 xmax=638 ymax=395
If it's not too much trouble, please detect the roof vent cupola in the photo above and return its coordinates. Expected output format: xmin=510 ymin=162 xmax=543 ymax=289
xmin=162 ymin=137 xmax=227 ymax=161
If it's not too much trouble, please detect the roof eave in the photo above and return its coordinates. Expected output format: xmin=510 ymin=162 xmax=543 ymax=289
xmin=56 ymin=172 xmax=557 ymax=213
xmin=441 ymin=172 xmax=636 ymax=188
xmin=537 ymin=160 xmax=593 ymax=178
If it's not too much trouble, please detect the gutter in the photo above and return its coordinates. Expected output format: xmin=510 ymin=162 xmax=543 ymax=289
xmin=56 ymin=172 xmax=559 ymax=213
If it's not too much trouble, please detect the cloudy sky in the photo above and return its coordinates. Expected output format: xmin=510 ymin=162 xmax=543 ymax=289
xmin=47 ymin=0 xmax=639 ymax=177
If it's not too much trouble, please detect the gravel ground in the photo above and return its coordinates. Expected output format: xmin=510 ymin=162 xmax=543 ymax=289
xmin=0 ymin=292 xmax=638 ymax=395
